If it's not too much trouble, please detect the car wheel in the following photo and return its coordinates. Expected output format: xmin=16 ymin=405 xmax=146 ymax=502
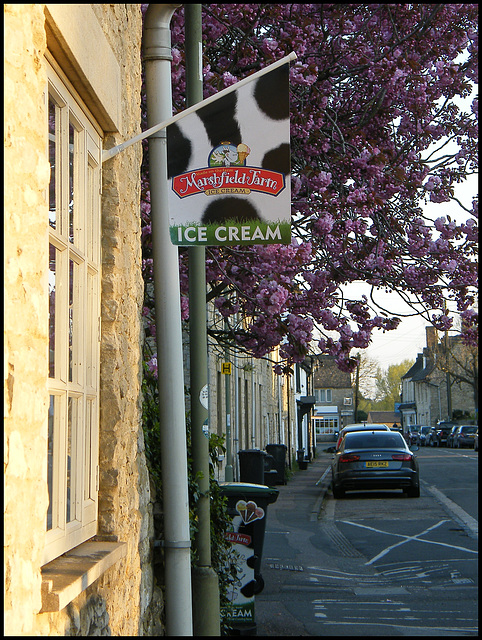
xmin=332 ymin=485 xmax=345 ymax=499
xmin=406 ymin=485 xmax=420 ymax=498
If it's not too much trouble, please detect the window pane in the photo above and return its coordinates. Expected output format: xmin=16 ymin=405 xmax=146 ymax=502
xmin=47 ymin=395 xmax=54 ymax=531
xmin=69 ymin=120 xmax=75 ymax=243
xmin=86 ymin=271 xmax=97 ymax=388
xmin=49 ymin=244 xmax=56 ymax=378
xmin=84 ymin=398 xmax=94 ymax=501
xmin=66 ymin=395 xmax=80 ymax=523
xmin=68 ymin=259 xmax=81 ymax=384
xmin=48 ymin=97 xmax=57 ymax=230
xmin=87 ymin=163 xmax=94 ymax=262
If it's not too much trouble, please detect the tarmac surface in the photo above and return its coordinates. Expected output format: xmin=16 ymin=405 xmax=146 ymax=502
xmin=252 ymin=444 xmax=479 ymax=637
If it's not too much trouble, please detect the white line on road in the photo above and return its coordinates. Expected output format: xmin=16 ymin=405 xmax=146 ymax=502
xmin=339 ymin=519 xmax=478 ymax=565
xmin=422 ymin=481 xmax=478 ymax=538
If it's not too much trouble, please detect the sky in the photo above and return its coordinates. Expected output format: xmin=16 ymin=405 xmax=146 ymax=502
xmin=360 ymin=305 xmax=430 ymax=370
xmin=341 ymin=281 xmax=433 ymax=370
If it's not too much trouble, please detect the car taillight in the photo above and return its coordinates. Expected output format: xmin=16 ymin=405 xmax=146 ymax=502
xmin=339 ymin=454 xmax=360 ymax=463
xmin=392 ymin=453 xmax=412 ymax=461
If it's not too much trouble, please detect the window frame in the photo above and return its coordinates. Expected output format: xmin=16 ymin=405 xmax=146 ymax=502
xmin=315 ymin=388 xmax=332 ymax=403
xmin=44 ymin=60 xmax=102 ymax=566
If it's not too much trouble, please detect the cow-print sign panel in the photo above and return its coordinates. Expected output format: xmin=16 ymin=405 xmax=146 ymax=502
xmin=167 ymin=64 xmax=291 ymax=227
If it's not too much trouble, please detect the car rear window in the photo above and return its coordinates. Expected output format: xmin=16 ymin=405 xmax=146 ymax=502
xmin=461 ymin=426 xmax=477 ymax=434
xmin=344 ymin=432 xmax=405 ymax=449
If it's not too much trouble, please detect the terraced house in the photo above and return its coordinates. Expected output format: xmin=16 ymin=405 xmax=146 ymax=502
xmin=4 ymin=5 xmax=160 ymax=635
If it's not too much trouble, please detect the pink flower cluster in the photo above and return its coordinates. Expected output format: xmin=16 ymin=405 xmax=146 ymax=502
xmin=140 ymin=4 xmax=478 ymax=373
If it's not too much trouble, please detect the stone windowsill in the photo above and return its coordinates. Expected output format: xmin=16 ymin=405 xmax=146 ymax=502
xmin=41 ymin=539 xmax=127 ymax=612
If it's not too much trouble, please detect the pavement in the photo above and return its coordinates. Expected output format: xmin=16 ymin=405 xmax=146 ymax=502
xmin=275 ymin=445 xmax=334 ymax=520
xmin=253 ymin=444 xmax=336 ymax=636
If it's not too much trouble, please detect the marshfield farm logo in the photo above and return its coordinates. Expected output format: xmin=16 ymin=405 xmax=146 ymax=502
xmin=172 ymin=142 xmax=285 ymax=198
xmin=169 ymin=141 xmax=290 ymax=246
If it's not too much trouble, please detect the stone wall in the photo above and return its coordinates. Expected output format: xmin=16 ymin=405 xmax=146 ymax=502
xmin=4 ymin=4 xmax=162 ymax=635
xmin=4 ymin=4 xmax=51 ymax=634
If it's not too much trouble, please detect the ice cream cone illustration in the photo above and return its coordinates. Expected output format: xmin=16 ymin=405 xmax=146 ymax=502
xmin=245 ymin=501 xmax=257 ymax=522
xmin=236 ymin=500 xmax=247 ymax=521
xmin=237 ymin=143 xmax=251 ymax=164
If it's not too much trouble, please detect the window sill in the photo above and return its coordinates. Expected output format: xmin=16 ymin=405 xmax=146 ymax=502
xmin=40 ymin=539 xmax=127 ymax=612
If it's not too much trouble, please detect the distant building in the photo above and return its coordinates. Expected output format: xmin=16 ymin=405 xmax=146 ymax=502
xmin=312 ymin=356 xmax=354 ymax=442
xmin=400 ymin=326 xmax=477 ymax=431
xmin=367 ymin=411 xmax=401 ymax=427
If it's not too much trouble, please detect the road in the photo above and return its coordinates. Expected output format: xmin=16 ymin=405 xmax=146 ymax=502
xmin=255 ymin=446 xmax=478 ymax=636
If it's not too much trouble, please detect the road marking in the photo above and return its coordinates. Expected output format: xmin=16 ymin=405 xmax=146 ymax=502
xmin=317 ymin=621 xmax=478 ymax=633
xmin=422 ymin=481 xmax=478 ymax=538
xmin=339 ymin=519 xmax=478 ymax=565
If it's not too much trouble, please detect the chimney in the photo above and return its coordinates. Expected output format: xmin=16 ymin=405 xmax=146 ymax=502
xmin=426 ymin=326 xmax=438 ymax=351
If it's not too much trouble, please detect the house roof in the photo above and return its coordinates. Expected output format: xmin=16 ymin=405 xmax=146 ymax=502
xmin=367 ymin=410 xmax=401 ymax=425
xmin=402 ymin=354 xmax=424 ymax=379
xmin=313 ymin=355 xmax=352 ymax=389
xmin=402 ymin=349 xmax=438 ymax=382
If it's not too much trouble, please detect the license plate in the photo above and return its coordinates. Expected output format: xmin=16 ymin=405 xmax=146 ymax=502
xmin=365 ymin=461 xmax=389 ymax=468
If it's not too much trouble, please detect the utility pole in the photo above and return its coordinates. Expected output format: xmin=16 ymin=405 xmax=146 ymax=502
xmin=186 ymin=4 xmax=221 ymax=635
xmin=354 ymin=354 xmax=360 ymax=423
xmin=224 ymin=326 xmax=233 ymax=481
xmin=443 ymin=303 xmax=453 ymax=420
xmin=444 ymin=329 xmax=453 ymax=420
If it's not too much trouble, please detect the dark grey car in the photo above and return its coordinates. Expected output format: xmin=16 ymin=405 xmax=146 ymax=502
xmin=453 ymin=425 xmax=478 ymax=448
xmin=331 ymin=430 xmax=420 ymax=499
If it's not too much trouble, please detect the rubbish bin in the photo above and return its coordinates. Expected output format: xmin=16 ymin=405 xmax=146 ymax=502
xmin=219 ymin=482 xmax=279 ymax=634
xmin=297 ymin=448 xmax=308 ymax=470
xmin=263 ymin=453 xmax=278 ymax=486
xmin=265 ymin=443 xmax=287 ymax=485
xmin=238 ymin=449 xmax=267 ymax=484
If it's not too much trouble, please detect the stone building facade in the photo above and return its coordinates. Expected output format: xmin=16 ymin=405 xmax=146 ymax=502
xmin=312 ymin=356 xmax=355 ymax=442
xmin=400 ymin=326 xmax=477 ymax=428
xmin=4 ymin=5 xmax=161 ymax=635
xmin=205 ymin=327 xmax=296 ymax=480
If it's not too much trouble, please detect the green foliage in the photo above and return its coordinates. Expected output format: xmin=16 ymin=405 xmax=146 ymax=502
xmin=373 ymin=359 xmax=414 ymax=408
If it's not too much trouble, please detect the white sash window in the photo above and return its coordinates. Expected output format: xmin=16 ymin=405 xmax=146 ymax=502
xmin=45 ymin=61 xmax=101 ymax=565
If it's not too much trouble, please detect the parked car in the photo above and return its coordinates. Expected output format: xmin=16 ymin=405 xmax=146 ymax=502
xmin=335 ymin=423 xmax=389 ymax=450
xmin=427 ymin=421 xmax=456 ymax=447
xmin=452 ymin=425 xmax=478 ymax=449
xmin=331 ymin=429 xmax=420 ymax=498
xmin=446 ymin=425 xmax=460 ymax=448
xmin=474 ymin=429 xmax=478 ymax=451
xmin=417 ymin=425 xmax=431 ymax=446
xmin=406 ymin=424 xmax=429 ymax=445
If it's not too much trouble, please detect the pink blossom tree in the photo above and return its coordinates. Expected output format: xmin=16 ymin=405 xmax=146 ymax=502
xmin=141 ymin=3 xmax=478 ymax=373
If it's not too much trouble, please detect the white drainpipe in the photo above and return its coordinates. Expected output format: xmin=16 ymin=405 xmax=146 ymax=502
xmin=143 ymin=5 xmax=193 ymax=636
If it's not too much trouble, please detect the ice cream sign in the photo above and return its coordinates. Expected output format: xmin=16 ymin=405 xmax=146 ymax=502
xmin=221 ymin=497 xmax=267 ymax=628
xmin=166 ymin=56 xmax=294 ymax=246
xmin=235 ymin=499 xmax=265 ymax=524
